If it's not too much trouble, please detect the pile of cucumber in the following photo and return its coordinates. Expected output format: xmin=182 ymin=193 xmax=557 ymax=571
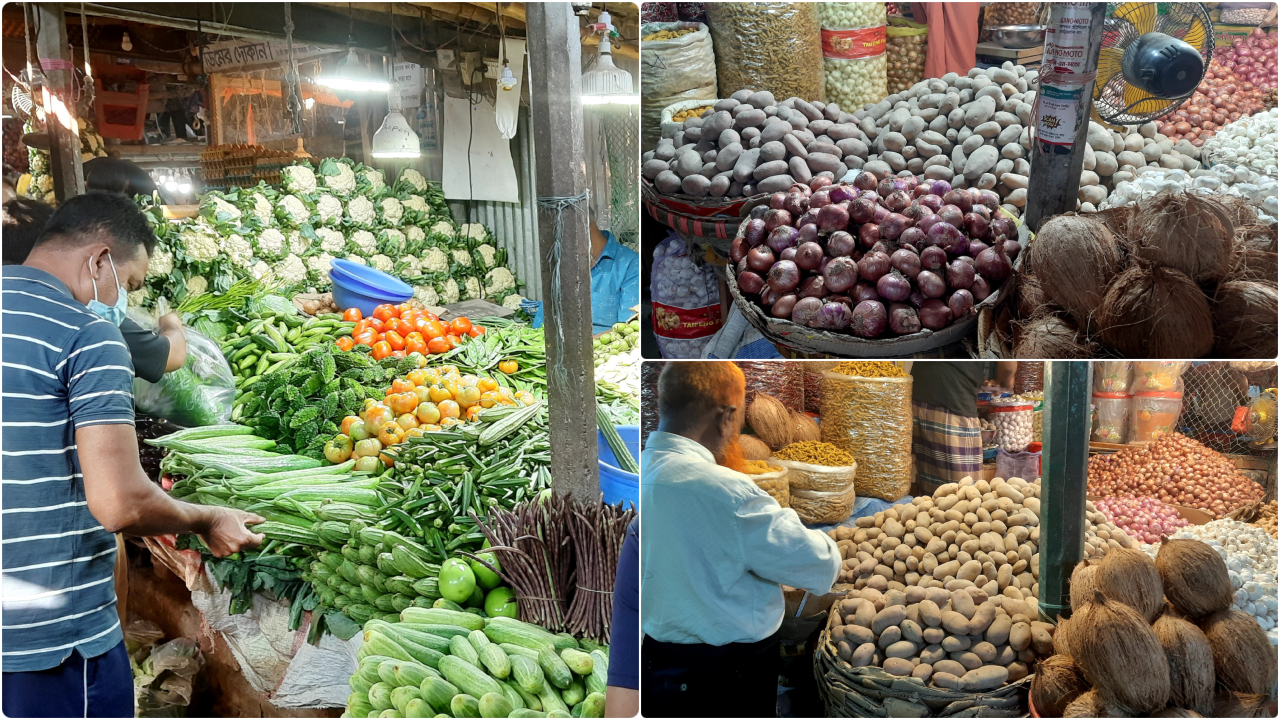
xmin=305 ymin=524 xmax=446 ymax=626
xmin=346 ymin=607 xmax=609 ymax=718
xmin=220 ymin=310 xmax=355 ymax=391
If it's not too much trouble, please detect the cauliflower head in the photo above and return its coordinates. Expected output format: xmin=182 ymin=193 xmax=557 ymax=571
xmin=430 ymin=220 xmax=455 ymax=236
xmin=324 ymin=162 xmax=357 ymax=195
xmin=439 ymin=278 xmax=461 ymax=304
xmin=179 ymin=223 xmax=221 ymax=263
xmin=484 ymin=267 xmax=517 ymax=297
xmin=405 ymin=226 xmax=426 ymax=245
xmin=380 ymin=197 xmax=403 ymax=226
xmin=316 ymin=227 xmax=346 ymax=253
xmin=450 ymin=249 xmax=473 ymax=267
xmin=282 ymin=164 xmax=317 ymax=194
xmin=225 ymin=234 xmax=255 ymax=267
xmin=306 ymin=252 xmax=335 ymax=279
xmin=402 ymin=195 xmax=430 ymax=214
xmin=278 ymin=254 xmax=308 ymax=286
xmin=186 ymin=274 xmax=209 ymax=296
xmin=398 ymin=168 xmax=428 ymax=193
xmin=363 ymin=168 xmax=385 ymax=193
xmin=287 ymin=230 xmax=309 ymax=256
xmin=250 ymin=261 xmax=274 ymax=283
xmin=474 ymin=244 xmax=497 ymax=268
xmin=207 ymin=196 xmax=242 ymax=221
xmin=278 ymin=194 xmax=311 ymax=226
xmin=460 ymin=223 xmax=487 ymax=241
xmin=256 ymin=228 xmax=287 ymax=259
xmin=127 ymin=287 xmax=149 ymax=307
xmin=369 ymin=254 xmax=394 ymax=273
xmin=462 ymin=276 xmax=482 ymax=300
xmin=347 ymin=195 xmax=376 ymax=226
xmin=248 ymin=192 xmax=274 ymax=225
xmin=414 ymin=284 xmax=440 ymax=306
xmin=345 ymin=254 xmax=368 ymax=266
xmin=349 ymin=230 xmax=378 ymax=255
xmin=421 ymin=247 xmax=449 ymax=273
xmin=501 ymin=294 xmax=526 ymax=311
xmin=146 ymin=247 xmax=175 ymax=278
xmin=397 ymin=256 xmax=421 ymax=276
xmin=379 ymin=228 xmax=407 ymax=255
xmin=315 ymin=194 xmax=344 ymax=225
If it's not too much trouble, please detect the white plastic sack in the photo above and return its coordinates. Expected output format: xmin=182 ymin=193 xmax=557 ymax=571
xmin=494 ymin=38 xmax=526 ymax=140
xmin=650 ymin=233 xmax=723 ymax=358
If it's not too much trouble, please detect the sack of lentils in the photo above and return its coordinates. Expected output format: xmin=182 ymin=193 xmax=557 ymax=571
xmin=818 ymin=2 xmax=887 ymax=112
xmin=705 ymin=2 xmax=825 ymax=102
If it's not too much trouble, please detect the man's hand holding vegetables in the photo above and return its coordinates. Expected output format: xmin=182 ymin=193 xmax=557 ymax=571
xmin=2 ymin=193 xmax=263 ymax=718
xmin=639 ymin=361 xmax=841 ymax=718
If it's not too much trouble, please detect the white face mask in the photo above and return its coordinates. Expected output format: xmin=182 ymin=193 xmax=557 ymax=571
xmin=86 ymin=252 xmax=127 ymax=326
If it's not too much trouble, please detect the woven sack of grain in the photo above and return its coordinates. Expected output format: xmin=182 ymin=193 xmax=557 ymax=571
xmin=750 ymin=466 xmax=791 ymax=508
xmin=818 ymin=371 xmax=913 ymax=501
xmin=772 ymin=458 xmax=857 ymax=493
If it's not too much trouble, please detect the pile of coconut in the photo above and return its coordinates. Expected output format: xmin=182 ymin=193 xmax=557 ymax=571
xmin=1002 ymin=192 xmax=1277 ymax=360
xmin=1031 ymin=543 xmax=1278 ymax=718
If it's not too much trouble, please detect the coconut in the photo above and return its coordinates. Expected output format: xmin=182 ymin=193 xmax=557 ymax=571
xmin=1235 ymin=222 xmax=1278 ymax=253
xmin=1198 ymin=609 xmax=1278 ymax=696
xmin=1154 ymin=539 xmax=1233 ymax=619
xmin=1094 ymin=547 xmax=1165 ymax=622
xmin=1031 ymin=654 xmax=1090 ymax=717
xmin=746 ymin=392 xmax=792 ymax=450
xmin=1063 ymin=689 xmax=1132 ymax=718
xmin=1152 ymin=614 xmax=1215 ymax=716
xmin=788 ymin=410 xmax=821 ymax=443
xmin=1095 ymin=205 xmax=1135 ymax=241
xmin=1212 ymin=691 xmax=1273 ymax=719
xmin=1131 ymin=192 xmax=1233 ymax=283
xmin=1027 ymin=213 xmax=1124 ymax=327
xmin=1202 ymin=194 xmax=1259 ymax=228
xmin=1013 ymin=311 xmax=1096 ymax=359
xmin=1225 ymin=247 xmax=1278 ymax=284
xmin=1012 ymin=271 xmax=1049 ymax=320
xmin=1150 ymin=709 xmax=1204 ymax=718
xmin=1211 ymin=281 xmax=1278 ymax=360
xmin=1054 ymin=614 xmax=1076 ymax=660
xmin=1072 ymin=591 xmax=1171 ymax=713
xmin=740 ymin=434 xmax=773 ymax=462
xmin=1068 ymin=561 xmax=1098 ymax=614
xmin=1097 ymin=264 xmax=1214 ymax=358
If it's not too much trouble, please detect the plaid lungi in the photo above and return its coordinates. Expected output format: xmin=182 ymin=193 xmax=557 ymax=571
xmin=911 ymin=400 xmax=983 ymax=490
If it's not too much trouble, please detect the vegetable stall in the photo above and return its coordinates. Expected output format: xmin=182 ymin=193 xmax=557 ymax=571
xmin=636 ymin=358 xmax=1276 ymax=717
xmin=637 ymin=2 xmax=1277 ymax=360
xmin=5 ymin=2 xmax=639 ymax=716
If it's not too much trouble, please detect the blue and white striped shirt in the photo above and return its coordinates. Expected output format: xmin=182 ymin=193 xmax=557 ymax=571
xmin=2 ymin=266 xmax=136 ymax=672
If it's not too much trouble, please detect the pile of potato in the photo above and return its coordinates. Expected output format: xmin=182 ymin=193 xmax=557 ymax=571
xmin=1075 ymin=121 xmax=1208 ymax=212
xmin=823 ymin=476 xmax=1056 ymax=691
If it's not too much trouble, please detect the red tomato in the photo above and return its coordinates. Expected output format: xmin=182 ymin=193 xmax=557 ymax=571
xmin=354 ymin=330 xmax=378 ymax=347
xmin=343 ymin=308 xmax=363 ymax=322
xmin=372 ymin=304 xmax=397 ymax=322
xmin=451 ymin=317 xmax=473 ymax=335
xmin=423 ymin=311 xmax=440 ymax=323
xmin=384 ymin=330 xmax=407 ymax=351
xmin=422 ymin=320 xmax=446 ymax=340
xmin=405 ymin=332 xmax=427 ymax=356
xmin=371 ymin=341 xmax=393 ymax=360
xmin=366 ymin=317 xmax=386 ymax=333
xmin=467 ymin=326 xmax=484 ymax=338
xmin=396 ymin=303 xmax=413 ymax=317
xmin=384 ymin=317 xmax=407 ymax=335
xmin=336 ymin=336 xmax=356 ymax=351
xmin=427 ymin=337 xmax=452 ymax=354
xmin=446 ymin=334 xmax=462 ymax=349
xmin=391 ymin=350 xmax=406 ymax=358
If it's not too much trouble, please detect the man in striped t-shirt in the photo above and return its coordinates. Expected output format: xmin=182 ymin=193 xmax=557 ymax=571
xmin=2 ymin=193 xmax=264 ymax=717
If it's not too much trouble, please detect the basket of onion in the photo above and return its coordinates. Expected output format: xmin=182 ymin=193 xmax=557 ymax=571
xmin=1158 ymin=57 xmax=1271 ymax=148
xmin=724 ymin=171 xmax=1020 ymax=357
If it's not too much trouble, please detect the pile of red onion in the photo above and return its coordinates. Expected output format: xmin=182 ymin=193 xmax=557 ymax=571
xmin=730 ymin=171 xmax=1019 ymax=338
xmin=1213 ymin=28 xmax=1278 ymax=90
xmin=1161 ymin=55 xmax=1272 ymax=145
xmin=1087 ymin=433 xmax=1266 ymax=517
xmin=1094 ymin=495 xmax=1190 ymax=545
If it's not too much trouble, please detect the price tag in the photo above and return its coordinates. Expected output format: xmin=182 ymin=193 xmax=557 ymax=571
xmin=1036 ymin=85 xmax=1081 ymax=146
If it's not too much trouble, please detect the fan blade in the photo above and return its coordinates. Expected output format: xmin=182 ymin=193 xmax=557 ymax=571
xmin=1179 ymin=15 xmax=1210 ymax=53
xmin=1095 ymin=46 xmax=1126 ymax=98
xmin=1114 ymin=1 xmax=1159 ymax=36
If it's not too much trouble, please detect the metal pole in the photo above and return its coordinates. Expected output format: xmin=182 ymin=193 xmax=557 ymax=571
xmin=1038 ymin=361 xmax=1092 ymax=620
xmin=33 ymin=2 xmax=86 ymax=202
xmin=526 ymin=3 xmax=598 ymax=503
xmin=1024 ymin=2 xmax=1106 ymax=231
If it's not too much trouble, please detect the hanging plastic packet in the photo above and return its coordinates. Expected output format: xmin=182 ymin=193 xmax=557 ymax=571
xmin=818 ymin=3 xmax=887 ymax=111
xmin=650 ymin=233 xmax=723 ymax=358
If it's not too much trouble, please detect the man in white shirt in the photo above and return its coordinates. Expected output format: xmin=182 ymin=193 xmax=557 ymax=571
xmin=640 ymin=361 xmax=841 ymax=718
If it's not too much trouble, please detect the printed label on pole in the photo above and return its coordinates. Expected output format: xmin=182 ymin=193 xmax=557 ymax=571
xmin=1043 ymin=1 xmax=1093 ymax=81
xmin=1036 ymin=85 xmax=1080 ymax=145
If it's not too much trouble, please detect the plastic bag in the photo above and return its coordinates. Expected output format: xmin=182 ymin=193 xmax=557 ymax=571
xmin=705 ymin=2 xmax=825 ymax=102
xmin=132 ymin=311 xmax=235 ymax=427
xmin=819 ymin=3 xmax=887 ymax=111
xmin=818 ymin=371 xmax=913 ymax=501
xmin=124 ymin=618 xmax=165 ymax=661
xmin=650 ymin=233 xmax=723 ymax=358
xmin=738 ymin=360 xmax=804 ymax=412
xmin=641 ymin=22 xmax=718 ymax=150
xmin=1129 ymin=391 xmax=1183 ymax=443
xmin=749 ymin=466 xmax=791 ymax=507
xmin=1091 ymin=392 xmax=1131 ymax=442
xmin=790 ymin=478 xmax=857 ymax=524
xmin=885 ymin=18 xmax=928 ymax=96
xmin=990 ymin=400 xmax=1034 ymax=453
xmin=772 ymin=458 xmax=857 ymax=493
xmin=1132 ymin=361 xmax=1187 ymax=392
xmin=995 ymin=448 xmax=1041 ymax=482
xmin=134 ymin=637 xmax=204 ymax=716
xmin=1093 ymin=361 xmax=1134 ymax=393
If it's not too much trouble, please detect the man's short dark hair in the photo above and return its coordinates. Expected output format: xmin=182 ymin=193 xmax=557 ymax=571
xmin=3 ymin=198 xmax=55 ymax=265
xmin=33 ymin=191 xmax=156 ymax=259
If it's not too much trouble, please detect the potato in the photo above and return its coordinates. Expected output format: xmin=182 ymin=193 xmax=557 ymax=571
xmin=654 ymin=171 xmax=682 ymax=194
xmin=922 ymin=627 xmax=945 ymax=644
xmin=952 ymin=651 xmax=983 ymax=671
xmin=1030 ymin=626 xmax=1054 ymax=656
xmin=806 ymin=152 xmax=843 ymax=175
xmin=885 ymin=640 xmax=917 ymax=659
xmin=882 ymin=657 xmax=914 ymax=677
xmin=941 ymin=635 xmax=970 ymax=652
xmin=756 ymin=174 xmax=795 ymax=194
xmin=971 ymin=641 xmax=997 ymax=663
xmin=789 ymin=156 xmax=813 ymax=183
xmin=843 ymin=624 xmax=874 ymax=646
xmin=709 ymin=174 xmax=731 ymax=197
xmin=715 ymin=143 xmax=743 ymax=172
xmin=959 ymin=665 xmax=1009 ymax=691
xmin=681 ymin=175 xmax=710 ymax=197
xmin=941 ymin=611 xmax=971 ymax=635
xmin=850 ymin=642 xmax=876 ymax=667
xmin=1008 ymin=622 xmax=1031 ymax=651
xmin=877 ymin=626 xmax=902 ymax=649
xmin=734 ymin=109 xmax=767 ymax=129
xmin=932 ymin=672 xmax=963 ymax=690
xmin=871 ymin=605 xmax=907 ymax=635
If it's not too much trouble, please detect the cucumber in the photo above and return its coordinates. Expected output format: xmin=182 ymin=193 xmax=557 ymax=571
xmin=433 ymin=597 xmax=465 ymax=612
xmin=498 ymin=680 xmax=526 ymax=712
xmin=359 ymin=632 xmax=414 ymax=664
xmin=391 ymin=686 xmax=422 ymax=715
xmin=449 ymin=634 xmax=481 ymax=667
xmin=501 ymin=643 xmax=541 ymax=660
xmin=368 ymin=682 xmax=395 ymax=711
xmin=392 ymin=661 xmax=434 ymax=688
xmin=561 ymin=679 xmax=585 ymax=707
xmin=478 ymin=644 xmax=511 ymax=680
xmin=560 ymin=649 xmax=593 ymax=676
xmin=508 ymin=674 xmax=543 ymax=711
xmin=438 ymin=656 xmax=503 ymax=699
xmin=401 ymin=607 xmax=486 ymax=631
xmin=378 ymin=659 xmax=401 ymax=686
xmin=537 ymin=684 xmax=569 ymax=716
xmin=538 ymin=646 xmax=574 ymax=690
xmin=509 ymin=711 xmax=548 ymax=719
xmin=394 ymin=623 xmax=473 ymax=641
xmin=450 ymin=693 xmax=481 ymax=718
xmin=581 ymin=693 xmax=605 ymax=719
xmin=478 ymin=692 xmax=513 ymax=719
xmin=418 ymin=677 xmax=459 ymax=714
xmin=585 ymin=650 xmax=608 ymax=696
xmin=403 ymin=698 xmax=431 ymax=718
xmin=510 ymin=654 xmax=546 ymax=695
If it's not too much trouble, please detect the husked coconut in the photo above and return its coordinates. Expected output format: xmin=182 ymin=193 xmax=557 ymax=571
xmin=1199 ymin=609 xmax=1278 ymax=696
xmin=1072 ymin=592 xmax=1171 ymax=713
xmin=1154 ymin=539 xmax=1233 ymax=619
xmin=1031 ymin=654 xmax=1089 ymax=717
xmin=1094 ymin=547 xmax=1164 ymax=622
xmin=1152 ymin=614 xmax=1215 ymax=716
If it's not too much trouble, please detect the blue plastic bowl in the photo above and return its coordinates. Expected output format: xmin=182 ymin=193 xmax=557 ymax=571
xmin=329 ymin=261 xmax=413 ymax=317
xmin=330 ymin=259 xmax=413 ymax=295
xmin=597 ymin=425 xmax=639 ymax=510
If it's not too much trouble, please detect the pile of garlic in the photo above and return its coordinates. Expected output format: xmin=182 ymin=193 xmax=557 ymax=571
xmin=1142 ymin=519 xmax=1279 ymax=643
xmin=1098 ymin=165 xmax=1279 ymax=223
xmin=1201 ymin=108 xmax=1279 ymax=179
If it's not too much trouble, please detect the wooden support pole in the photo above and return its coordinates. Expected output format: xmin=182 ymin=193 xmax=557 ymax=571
xmin=526 ymin=3 xmax=599 ymax=504
xmin=1038 ymin=361 xmax=1093 ymax=620
xmin=1024 ymin=2 xmax=1106 ymax=231
xmin=33 ymin=2 xmax=85 ymax=201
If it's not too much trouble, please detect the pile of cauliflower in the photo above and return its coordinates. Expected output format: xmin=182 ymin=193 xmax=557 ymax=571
xmin=134 ymin=157 xmax=527 ymax=312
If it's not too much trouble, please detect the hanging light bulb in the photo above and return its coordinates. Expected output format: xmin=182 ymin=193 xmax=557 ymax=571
xmin=581 ymin=35 xmax=638 ymax=106
xmin=317 ymin=39 xmax=389 ymax=92
xmin=304 ymin=96 xmax=316 ymax=110
xmin=499 ymin=62 xmax=518 ymax=92
xmin=121 ymin=32 xmax=133 ymax=52
xmin=371 ymin=80 xmax=421 ymax=159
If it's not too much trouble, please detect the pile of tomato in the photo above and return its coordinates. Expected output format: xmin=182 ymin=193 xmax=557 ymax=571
xmin=323 ymin=364 xmax=539 ymax=471
xmin=334 ymin=303 xmax=485 ymax=360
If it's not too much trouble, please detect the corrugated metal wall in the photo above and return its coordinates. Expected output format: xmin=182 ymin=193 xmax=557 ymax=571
xmin=448 ymin=108 xmax=543 ymax=301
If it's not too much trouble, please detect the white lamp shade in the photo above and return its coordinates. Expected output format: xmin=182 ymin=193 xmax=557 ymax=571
xmin=581 ymin=38 xmax=638 ymax=106
xmin=371 ymin=111 xmax=421 ymax=158
xmin=318 ymin=49 xmax=390 ymax=92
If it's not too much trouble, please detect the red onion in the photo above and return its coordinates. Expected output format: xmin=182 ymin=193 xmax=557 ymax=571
xmin=809 ymin=175 xmax=833 ymax=191
xmin=990 ymin=216 xmax=1016 ymax=240
xmin=853 ymin=281 xmax=881 ymax=304
xmin=918 ymin=194 xmax=945 ymax=213
xmin=769 ymin=192 xmax=788 ymax=210
xmin=911 ymin=183 xmax=932 ymax=199
xmin=812 ymin=301 xmax=853 ymax=331
xmin=737 ymin=257 xmax=749 ymax=275
xmin=881 ymin=213 xmax=911 ymax=241
xmin=942 ymin=190 xmax=973 ymax=214
xmin=767 ymin=259 xmax=801 ymax=293
xmin=926 ymin=221 xmax=967 ymax=257
xmin=948 ymin=288 xmax=974 ymax=318
xmin=946 ymin=259 xmax=975 ymax=290
xmin=891 ymin=248 xmax=921 ymax=280
xmin=822 ymin=256 xmax=859 ymax=293
xmin=771 ymin=293 xmax=798 ymax=318
xmin=761 ymin=286 xmax=778 ymax=306
xmin=918 ymin=298 xmax=953 ymax=330
xmin=970 ymin=274 xmax=992 ymax=302
xmin=916 ymin=212 xmax=942 ymax=233
xmin=810 ymin=189 xmax=832 ymax=208
xmin=970 ymin=204 xmax=991 ymax=222
xmin=764 ymin=208 xmax=792 ymax=232
xmin=852 ymin=171 xmax=878 ymax=191
xmin=920 ymin=245 xmax=947 ymax=271
xmin=872 ymin=205 xmax=890 ymax=224
xmin=797 ymin=208 xmax=821 ymax=228
xmin=888 ymin=302 xmax=921 ymax=335
xmin=858 ymin=251 xmax=891 ymax=283
xmin=730 ymin=236 xmax=750 ymax=264
xmin=850 ymin=300 xmax=887 ymax=338
xmin=827 ymin=231 xmax=857 ymax=257
xmin=877 ymin=177 xmax=897 ymax=199
xmin=877 ymin=271 xmax=912 ymax=302
xmin=737 ymin=270 xmax=765 ymax=295
xmin=938 ymin=204 xmax=964 ymax=228
xmin=900 ymin=226 xmax=926 ymax=249
xmin=963 ymin=212 xmax=990 ymax=238
xmin=858 ymin=223 xmax=881 ymax=249
xmin=795 ymin=241 xmax=825 ymax=271
xmin=799 ymin=275 xmax=829 ymax=298
xmin=817 ymin=203 xmax=850 ymax=234
xmin=849 ymin=198 xmax=877 ymax=224
xmin=859 ymin=190 xmax=879 ymax=204
xmin=969 ymin=239 xmax=990 ymax=257
xmin=886 ymin=191 xmax=911 ymax=212
xmin=917 ymin=270 xmax=947 ymax=298
xmin=829 ymin=185 xmax=856 ymax=204
xmin=975 ymin=240 xmax=1012 ymax=281
xmin=791 ymin=296 xmax=823 ymax=325
xmin=902 ymin=204 xmax=926 ymax=223
xmin=908 ymin=289 xmax=925 ymax=309
xmin=977 ymin=190 xmax=1001 ymax=212
xmin=792 ymin=183 xmax=812 ymax=198
xmin=784 ymin=193 xmax=808 ymax=217
xmin=827 ymin=295 xmax=852 ymax=306
xmin=747 ymin=245 xmax=775 ymax=272
xmin=870 ymin=240 xmax=895 ymax=256
xmin=797 ymin=223 xmax=821 ymax=245
xmin=744 ymin=219 xmax=767 ymax=246
xmin=930 ymin=180 xmax=952 ymax=196
xmin=767 ymin=225 xmax=799 ymax=253
xmin=1003 ymin=239 xmax=1022 ymax=261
